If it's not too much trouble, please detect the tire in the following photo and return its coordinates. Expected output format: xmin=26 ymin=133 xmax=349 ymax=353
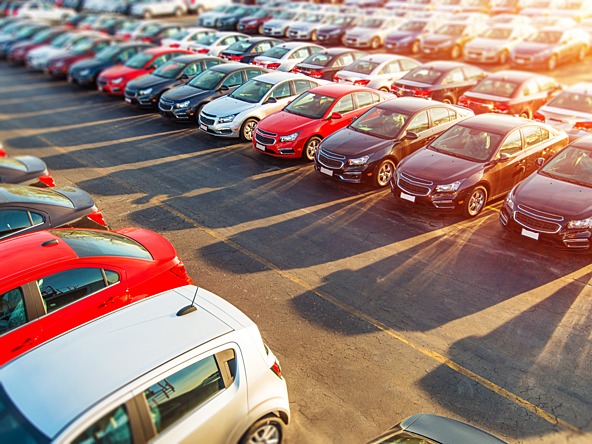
xmin=372 ymin=159 xmax=396 ymax=188
xmin=450 ymin=44 xmax=461 ymax=60
xmin=379 ymin=86 xmax=389 ymax=92
xmin=240 ymin=118 xmax=258 ymax=142
xmin=442 ymin=95 xmax=455 ymax=104
xmin=410 ymin=40 xmax=420 ymax=54
xmin=240 ymin=417 xmax=284 ymax=444
xmin=143 ymin=9 xmax=152 ymax=19
xmin=258 ymin=24 xmax=264 ymax=35
xmin=174 ymin=7 xmax=183 ymax=17
xmin=519 ymin=109 xmax=531 ymax=119
xmin=303 ymin=136 xmax=321 ymax=161
xmin=462 ymin=186 xmax=488 ymax=218
xmin=547 ymin=54 xmax=557 ymax=71
xmin=577 ymin=45 xmax=587 ymax=61
xmin=310 ymin=30 xmax=317 ymax=42
xmin=370 ymin=36 xmax=380 ymax=50
xmin=498 ymin=49 xmax=509 ymax=65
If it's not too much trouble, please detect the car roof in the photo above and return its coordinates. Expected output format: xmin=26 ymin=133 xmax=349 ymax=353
xmin=274 ymin=41 xmax=321 ymax=49
xmin=485 ymin=69 xmax=548 ymax=82
xmin=0 ymin=285 xmax=252 ymax=439
xmin=308 ymin=82 xmax=375 ymax=97
xmin=170 ymin=54 xmax=221 ymax=63
xmin=564 ymin=82 xmax=592 ymax=94
xmin=402 ymin=414 xmax=507 ymax=444
xmin=571 ymin=134 xmax=592 ymax=150
xmin=460 ymin=113 xmax=539 ymax=132
xmin=379 ymin=96 xmax=452 ymax=113
xmin=422 ymin=60 xmax=474 ymax=71
xmin=251 ymin=70 xmax=308 ymax=84
xmin=144 ymin=46 xmax=185 ymax=55
xmin=320 ymin=46 xmax=362 ymax=55
xmin=357 ymin=53 xmax=409 ymax=64
xmin=210 ymin=62 xmax=260 ymax=73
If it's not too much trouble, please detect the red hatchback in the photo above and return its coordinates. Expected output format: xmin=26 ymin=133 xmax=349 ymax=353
xmin=0 ymin=228 xmax=193 ymax=366
xmin=97 ymin=47 xmax=191 ymax=96
xmin=253 ymin=84 xmax=386 ymax=161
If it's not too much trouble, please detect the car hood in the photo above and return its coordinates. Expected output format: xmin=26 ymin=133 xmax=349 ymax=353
xmin=290 ymin=22 xmax=317 ymax=32
xmin=204 ymin=96 xmax=256 ymax=115
xmin=127 ymin=74 xmax=171 ymax=90
xmin=12 ymin=155 xmax=47 ymax=174
xmin=513 ymin=42 xmax=552 ymax=55
xmin=258 ymin=111 xmax=318 ymax=134
xmin=70 ymin=58 xmax=110 ymax=71
xmin=515 ymin=172 xmax=592 ymax=217
xmin=386 ymin=31 xmax=419 ymax=41
xmin=347 ymin=27 xmax=374 ymax=38
xmin=265 ymin=19 xmax=291 ymax=27
xmin=100 ymin=64 xmax=141 ymax=79
xmin=422 ymin=34 xmax=454 ymax=46
xmin=161 ymin=84 xmax=214 ymax=101
xmin=322 ymin=128 xmax=392 ymax=157
xmin=466 ymin=38 xmax=508 ymax=50
xmin=400 ymin=148 xmax=482 ymax=182
xmin=54 ymin=186 xmax=95 ymax=210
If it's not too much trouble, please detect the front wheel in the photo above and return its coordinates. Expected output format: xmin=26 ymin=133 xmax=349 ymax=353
xmin=410 ymin=40 xmax=420 ymax=54
xmin=370 ymin=36 xmax=380 ymax=50
xmin=143 ymin=9 xmax=152 ymax=19
xmin=174 ymin=7 xmax=183 ymax=17
xmin=310 ymin=30 xmax=317 ymax=42
xmin=577 ymin=45 xmax=588 ymax=61
xmin=303 ymin=136 xmax=321 ymax=161
xmin=240 ymin=118 xmax=258 ymax=142
xmin=240 ymin=417 xmax=284 ymax=444
xmin=547 ymin=54 xmax=558 ymax=71
xmin=498 ymin=49 xmax=509 ymax=65
xmin=462 ymin=186 xmax=488 ymax=218
xmin=450 ymin=44 xmax=461 ymax=60
xmin=372 ymin=159 xmax=396 ymax=188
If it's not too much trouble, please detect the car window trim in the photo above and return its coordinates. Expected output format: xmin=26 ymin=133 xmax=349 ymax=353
xmin=0 ymin=208 xmax=46 ymax=240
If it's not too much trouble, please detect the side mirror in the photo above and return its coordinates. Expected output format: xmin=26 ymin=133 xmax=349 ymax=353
xmin=328 ymin=112 xmax=342 ymax=120
xmin=535 ymin=157 xmax=545 ymax=167
xmin=499 ymin=152 xmax=511 ymax=162
xmin=180 ymin=74 xmax=189 ymax=81
xmin=403 ymin=131 xmax=418 ymax=140
xmin=264 ymin=97 xmax=277 ymax=104
xmin=219 ymin=84 xmax=229 ymax=91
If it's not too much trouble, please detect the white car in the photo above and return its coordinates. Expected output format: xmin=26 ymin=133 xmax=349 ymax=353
xmin=345 ymin=15 xmax=402 ymax=49
xmin=26 ymin=31 xmax=101 ymax=70
xmin=0 ymin=285 xmax=290 ymax=444
xmin=161 ymin=26 xmax=216 ymax=50
xmin=334 ymin=53 xmax=422 ymax=92
xmin=188 ymin=31 xmax=248 ymax=56
xmin=16 ymin=1 xmax=75 ymax=22
xmin=464 ymin=24 xmax=536 ymax=64
xmin=252 ymin=42 xmax=324 ymax=72
xmin=199 ymin=71 xmax=324 ymax=141
xmin=130 ymin=0 xmax=187 ymax=19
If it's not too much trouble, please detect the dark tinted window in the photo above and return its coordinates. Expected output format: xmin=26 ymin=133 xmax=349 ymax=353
xmin=39 ymin=268 xmax=110 ymax=313
xmin=222 ymin=71 xmax=244 ymax=87
xmin=293 ymin=79 xmax=315 ymax=95
xmin=0 ymin=186 xmax=73 ymax=208
xmin=52 ymin=230 xmax=152 ymax=260
xmin=0 ymin=288 xmax=27 ymax=335
xmin=270 ymin=82 xmax=291 ymax=99
xmin=245 ymin=69 xmax=264 ymax=80
xmin=72 ymin=405 xmax=132 ymax=444
xmin=0 ymin=210 xmax=32 ymax=236
xmin=355 ymin=91 xmax=377 ymax=108
xmin=333 ymin=94 xmax=355 ymax=113
xmin=407 ymin=111 xmax=429 ymax=133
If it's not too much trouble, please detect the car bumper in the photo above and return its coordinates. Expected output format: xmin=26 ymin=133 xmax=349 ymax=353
xmin=288 ymin=30 xmax=311 ymax=40
xmin=464 ymin=51 xmax=500 ymax=63
xmin=317 ymin=34 xmax=342 ymax=44
xmin=125 ymin=91 xmax=159 ymax=107
xmin=199 ymin=116 xmax=240 ymax=138
xmin=97 ymin=80 xmax=125 ymax=96
xmin=159 ymin=101 xmax=195 ymax=121
xmin=253 ymin=136 xmax=302 ymax=159
xmin=237 ymin=23 xmax=259 ymax=34
xmin=46 ymin=65 xmax=69 ymax=78
xmin=262 ymin=28 xmax=285 ymax=37
xmin=345 ymin=38 xmax=372 ymax=48
xmin=510 ymin=56 xmax=548 ymax=69
xmin=421 ymin=46 xmax=452 ymax=57
xmin=385 ymin=41 xmax=413 ymax=52
xmin=68 ymin=73 xmax=95 ymax=85
xmin=390 ymin=179 xmax=468 ymax=211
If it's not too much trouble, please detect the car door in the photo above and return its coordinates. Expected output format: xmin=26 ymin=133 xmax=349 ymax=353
xmin=485 ymin=128 xmax=526 ymax=197
xmin=396 ymin=109 xmax=434 ymax=160
xmin=521 ymin=125 xmax=563 ymax=173
xmin=320 ymin=92 xmax=358 ymax=135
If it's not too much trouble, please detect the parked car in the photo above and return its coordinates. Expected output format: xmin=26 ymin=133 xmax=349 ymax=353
xmin=500 ymin=135 xmax=592 ymax=250
xmin=334 ymin=53 xmax=421 ymax=92
xmin=0 ymin=155 xmax=54 ymax=187
xmin=16 ymin=0 xmax=74 ymax=21
xmin=254 ymin=84 xmax=384 ymax=161
xmin=316 ymin=14 xmax=359 ymax=45
xmin=0 ymin=21 xmax=49 ymax=59
xmin=214 ymin=4 xmax=256 ymax=31
xmin=116 ymin=18 xmax=158 ymax=41
xmin=68 ymin=42 xmax=153 ymax=86
xmin=510 ymin=27 xmax=590 ymax=70
xmin=198 ymin=3 xmax=249 ymax=28
xmin=0 ymin=228 xmax=194 ymax=365
xmin=124 ymin=54 xmax=225 ymax=108
xmin=130 ymin=0 xmax=187 ymax=19
xmin=344 ymin=15 xmax=401 ymax=49
xmin=292 ymin=47 xmax=365 ymax=80
xmin=0 ymin=285 xmax=289 ymax=442
xmin=261 ymin=9 xmax=301 ymax=38
xmin=26 ymin=31 xmax=102 ymax=71
xmin=436 ymin=0 xmax=493 ymax=14
xmin=534 ymin=82 xmax=592 ymax=140
xmin=237 ymin=6 xmax=275 ymax=35
xmin=392 ymin=61 xmax=487 ymax=104
xmin=135 ymin=22 xmax=185 ymax=46
xmin=188 ymin=31 xmax=248 ymax=56
xmin=161 ymin=26 xmax=216 ymax=50
xmin=384 ymin=19 xmax=439 ymax=55
xmin=97 ymin=47 xmax=191 ymax=96
xmin=199 ymin=71 xmax=323 ymax=141
xmin=315 ymin=98 xmax=474 ymax=187
xmin=7 ymin=26 xmax=66 ymax=64
xmin=464 ymin=24 xmax=535 ymax=64
xmin=287 ymin=11 xmax=334 ymax=42
xmin=491 ymin=0 xmax=522 ymax=14
xmin=368 ymin=414 xmax=507 ymax=444
xmin=159 ymin=63 xmax=268 ymax=123
xmin=45 ymin=35 xmax=113 ymax=78
xmin=252 ymin=41 xmax=324 ymax=72
xmin=419 ymin=21 xmax=481 ymax=59
xmin=458 ymin=70 xmax=561 ymax=118
xmin=0 ymin=184 xmax=108 ymax=241
xmin=390 ymin=114 xmax=569 ymax=217
xmin=219 ymin=36 xmax=281 ymax=63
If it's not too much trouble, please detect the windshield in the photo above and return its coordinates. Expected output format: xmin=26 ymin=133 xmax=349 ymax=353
xmin=188 ymin=69 xmax=226 ymax=89
xmin=230 ymin=79 xmax=273 ymax=103
xmin=302 ymin=12 xmax=325 ymax=23
xmin=435 ymin=23 xmax=466 ymax=36
xmin=260 ymin=46 xmax=290 ymax=59
xmin=432 ymin=125 xmax=503 ymax=162
xmin=301 ymin=52 xmax=331 ymax=67
xmin=471 ymin=79 xmax=518 ymax=98
xmin=332 ymin=15 xmax=355 ymax=25
xmin=96 ymin=45 xmax=121 ymax=61
xmin=125 ymin=52 xmax=152 ymax=69
xmin=403 ymin=67 xmax=442 ymax=84
xmin=350 ymin=107 xmax=408 ymax=139
xmin=170 ymin=30 xmax=190 ymax=40
xmin=120 ymin=21 xmax=139 ymax=32
xmin=16 ymin=26 xmax=41 ymax=39
xmin=546 ymin=91 xmax=592 ymax=113
xmin=153 ymin=60 xmax=187 ymax=79
xmin=284 ymin=92 xmax=335 ymax=119
xmin=196 ymin=33 xmax=217 ymax=45
xmin=343 ymin=59 xmax=379 ymax=75
xmin=276 ymin=10 xmax=296 ymax=20
xmin=399 ymin=21 xmax=428 ymax=32
xmin=251 ymin=8 xmax=269 ymax=18
xmin=71 ymin=39 xmax=95 ymax=54
xmin=541 ymin=146 xmax=592 ymax=186
xmin=479 ymin=27 xmax=512 ymax=39
xmin=358 ymin=17 xmax=386 ymax=28
xmin=142 ymin=24 xmax=161 ymax=36
xmin=51 ymin=33 xmax=71 ymax=48
xmin=0 ymin=387 xmax=49 ymax=444
xmin=227 ymin=40 xmax=252 ymax=52
xmin=32 ymin=28 xmax=54 ymax=44
xmin=527 ymin=30 xmax=562 ymax=44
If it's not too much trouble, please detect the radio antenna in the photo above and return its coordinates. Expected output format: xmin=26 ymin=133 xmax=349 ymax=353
xmin=176 ymin=285 xmax=199 ymax=316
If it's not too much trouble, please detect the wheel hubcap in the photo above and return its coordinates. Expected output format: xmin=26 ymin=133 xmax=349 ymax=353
xmin=307 ymin=140 xmax=319 ymax=159
xmin=378 ymin=163 xmax=393 ymax=186
xmin=244 ymin=122 xmax=255 ymax=140
xmin=468 ymin=190 xmax=485 ymax=215
xmin=246 ymin=425 xmax=280 ymax=444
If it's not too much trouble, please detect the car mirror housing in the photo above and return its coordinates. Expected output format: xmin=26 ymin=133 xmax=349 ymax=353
xmin=328 ymin=112 xmax=342 ymax=120
xmin=180 ymin=74 xmax=189 ymax=81
xmin=264 ymin=97 xmax=277 ymax=104
xmin=535 ymin=157 xmax=545 ymax=167
xmin=499 ymin=152 xmax=511 ymax=162
xmin=219 ymin=84 xmax=229 ymax=91
xmin=404 ymin=131 xmax=418 ymax=141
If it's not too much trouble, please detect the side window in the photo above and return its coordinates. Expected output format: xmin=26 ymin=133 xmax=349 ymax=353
xmin=118 ymin=49 xmax=134 ymax=63
xmin=380 ymin=61 xmax=401 ymax=75
xmin=430 ymin=107 xmax=453 ymax=127
xmin=537 ymin=78 xmax=557 ymax=93
xmin=270 ymin=81 xmax=291 ymax=99
xmin=406 ymin=111 xmax=429 ymax=133
xmin=291 ymin=48 xmax=310 ymax=59
xmin=332 ymin=94 xmax=355 ymax=113
xmin=222 ymin=71 xmax=244 ymax=87
xmin=72 ymin=405 xmax=133 ymax=444
xmin=0 ymin=210 xmax=41 ymax=236
xmin=144 ymin=355 xmax=225 ymax=434
xmin=400 ymin=58 xmax=419 ymax=71
xmin=254 ymin=42 xmax=272 ymax=53
xmin=335 ymin=53 xmax=354 ymax=67
xmin=183 ymin=63 xmax=200 ymax=77
xmin=39 ymin=268 xmax=119 ymax=314
xmin=463 ymin=66 xmax=484 ymax=81
xmin=94 ymin=42 xmax=109 ymax=53
xmin=294 ymin=79 xmax=314 ymax=94
xmin=442 ymin=69 xmax=464 ymax=85
xmin=499 ymin=130 xmax=522 ymax=156
xmin=354 ymin=91 xmax=375 ymax=108
xmin=245 ymin=69 xmax=264 ymax=80
xmin=150 ymin=55 xmax=168 ymax=69
xmin=522 ymin=126 xmax=543 ymax=148
xmin=522 ymin=80 xmax=540 ymax=96
xmin=204 ymin=59 xmax=220 ymax=69
xmin=0 ymin=288 xmax=27 ymax=335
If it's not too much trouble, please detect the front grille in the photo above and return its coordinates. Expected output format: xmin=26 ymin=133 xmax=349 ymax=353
xmin=201 ymin=116 xmax=215 ymax=125
xmin=124 ymin=89 xmax=136 ymax=98
xmin=517 ymin=204 xmax=564 ymax=221
xmin=255 ymin=131 xmax=275 ymax=145
xmin=159 ymin=99 xmax=173 ymax=111
xmin=318 ymin=149 xmax=345 ymax=169
xmin=397 ymin=171 xmax=432 ymax=196
xmin=513 ymin=204 xmax=563 ymax=234
xmin=97 ymin=79 xmax=107 ymax=86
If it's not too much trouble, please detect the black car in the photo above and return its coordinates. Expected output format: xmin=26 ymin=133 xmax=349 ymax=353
xmin=124 ymin=54 xmax=226 ymax=108
xmin=391 ymin=61 xmax=487 ymax=104
xmin=384 ymin=19 xmax=435 ymax=55
xmin=314 ymin=98 xmax=474 ymax=187
xmin=292 ymin=47 xmax=365 ymax=81
xmin=68 ymin=42 xmax=153 ymax=87
xmin=215 ymin=4 xmax=256 ymax=31
xmin=316 ymin=14 xmax=358 ymax=45
xmin=136 ymin=23 xmax=185 ymax=45
xmin=0 ymin=184 xmax=108 ymax=240
xmin=158 ymin=63 xmax=268 ymax=122
xmin=0 ymin=155 xmax=54 ymax=187
xmin=419 ymin=21 xmax=482 ymax=60
xmin=219 ymin=36 xmax=281 ymax=63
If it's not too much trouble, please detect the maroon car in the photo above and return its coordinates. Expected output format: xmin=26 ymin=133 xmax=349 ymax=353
xmin=500 ymin=135 xmax=592 ymax=250
xmin=390 ymin=114 xmax=569 ymax=217
xmin=8 ymin=27 xmax=67 ymax=65
xmin=458 ymin=70 xmax=562 ymax=119
xmin=237 ymin=7 xmax=274 ymax=35
xmin=46 ymin=36 xmax=114 ymax=78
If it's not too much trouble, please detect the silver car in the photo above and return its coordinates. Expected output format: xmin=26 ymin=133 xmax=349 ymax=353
xmin=130 ymin=0 xmax=187 ymax=19
xmin=252 ymin=42 xmax=324 ymax=72
xmin=199 ymin=71 xmax=324 ymax=141
xmin=345 ymin=15 xmax=402 ymax=49
xmin=188 ymin=31 xmax=248 ymax=56
xmin=262 ymin=10 xmax=302 ymax=38
xmin=286 ymin=12 xmax=334 ymax=41
xmin=334 ymin=53 xmax=421 ymax=92
xmin=464 ymin=24 xmax=536 ymax=64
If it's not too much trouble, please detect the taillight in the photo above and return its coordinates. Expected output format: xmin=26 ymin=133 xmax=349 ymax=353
xmin=308 ymin=70 xmax=323 ymax=78
xmin=458 ymin=95 xmax=469 ymax=106
xmin=231 ymin=55 xmax=243 ymax=62
xmin=533 ymin=111 xmax=545 ymax=122
xmin=87 ymin=209 xmax=107 ymax=227
xmin=0 ymin=146 xmax=6 ymax=157
xmin=193 ymin=47 xmax=207 ymax=54
xmin=37 ymin=173 xmax=55 ymax=187
xmin=413 ymin=89 xmax=432 ymax=99
xmin=170 ymin=261 xmax=194 ymax=284
xmin=291 ymin=66 xmax=300 ymax=73
xmin=333 ymin=74 xmax=339 ymax=82
xmin=267 ymin=62 xmax=280 ymax=70
xmin=169 ymin=43 xmax=180 ymax=48
xmin=271 ymin=358 xmax=282 ymax=378
xmin=493 ymin=103 xmax=509 ymax=113
xmin=574 ymin=121 xmax=592 ymax=131
xmin=142 ymin=37 xmax=152 ymax=43
xmin=353 ymin=79 xmax=371 ymax=86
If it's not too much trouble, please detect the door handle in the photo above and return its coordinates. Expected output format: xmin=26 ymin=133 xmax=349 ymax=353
xmin=11 ymin=337 xmax=33 ymax=353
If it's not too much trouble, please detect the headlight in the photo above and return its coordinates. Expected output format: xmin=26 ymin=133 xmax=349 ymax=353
xmin=79 ymin=68 xmax=90 ymax=76
xmin=504 ymin=190 xmax=515 ymax=211
xmin=435 ymin=180 xmax=464 ymax=193
xmin=279 ymin=132 xmax=299 ymax=142
xmin=175 ymin=100 xmax=190 ymax=109
xmin=567 ymin=218 xmax=592 ymax=229
xmin=347 ymin=156 xmax=369 ymax=166
xmin=111 ymin=77 xmax=123 ymax=84
xmin=218 ymin=113 xmax=238 ymax=123
xmin=54 ymin=60 xmax=64 ymax=67
xmin=138 ymin=88 xmax=152 ymax=96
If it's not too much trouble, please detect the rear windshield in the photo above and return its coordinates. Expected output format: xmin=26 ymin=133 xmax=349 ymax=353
xmin=471 ymin=79 xmax=518 ymax=98
xmin=301 ymin=52 xmax=331 ymax=67
xmin=0 ymin=387 xmax=49 ymax=444
xmin=403 ymin=67 xmax=442 ymax=84
xmin=53 ymin=230 xmax=153 ymax=260
xmin=0 ymin=158 xmax=27 ymax=172
xmin=546 ymin=91 xmax=592 ymax=113
xmin=344 ymin=59 xmax=379 ymax=75
xmin=260 ymin=46 xmax=290 ymax=59
xmin=227 ymin=40 xmax=252 ymax=53
xmin=0 ymin=186 xmax=73 ymax=208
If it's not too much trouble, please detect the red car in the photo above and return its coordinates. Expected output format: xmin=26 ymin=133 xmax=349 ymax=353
xmin=46 ymin=36 xmax=115 ymax=79
xmin=97 ymin=46 xmax=191 ymax=96
xmin=253 ymin=84 xmax=386 ymax=161
xmin=0 ymin=228 xmax=193 ymax=366
xmin=7 ymin=27 xmax=67 ymax=65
